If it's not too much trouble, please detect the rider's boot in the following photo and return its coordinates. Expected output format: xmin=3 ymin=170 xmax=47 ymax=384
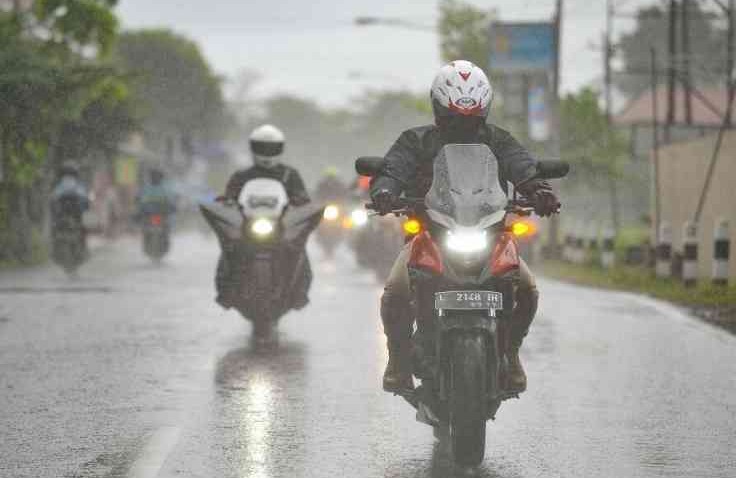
xmin=507 ymin=282 xmax=539 ymax=393
xmin=381 ymin=293 xmax=414 ymax=392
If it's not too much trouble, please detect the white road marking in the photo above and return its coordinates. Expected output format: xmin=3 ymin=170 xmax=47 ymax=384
xmin=126 ymin=426 xmax=181 ymax=478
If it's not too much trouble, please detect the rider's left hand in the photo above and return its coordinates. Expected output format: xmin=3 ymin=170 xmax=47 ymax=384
xmin=518 ymin=180 xmax=560 ymax=217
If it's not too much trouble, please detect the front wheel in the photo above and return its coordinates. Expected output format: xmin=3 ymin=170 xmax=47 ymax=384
xmin=448 ymin=331 xmax=488 ymax=466
xmin=250 ymin=258 xmax=276 ymax=338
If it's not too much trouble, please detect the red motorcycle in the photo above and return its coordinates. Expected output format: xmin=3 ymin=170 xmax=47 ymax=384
xmin=357 ymin=144 xmax=568 ymax=466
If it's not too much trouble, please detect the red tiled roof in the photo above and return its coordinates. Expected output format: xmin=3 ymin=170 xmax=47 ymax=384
xmin=614 ymin=86 xmax=736 ymax=127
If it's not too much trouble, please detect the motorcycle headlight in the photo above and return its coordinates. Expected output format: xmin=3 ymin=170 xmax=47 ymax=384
xmin=446 ymin=229 xmax=488 ymax=254
xmin=350 ymin=208 xmax=369 ymax=227
xmin=251 ymin=218 xmax=275 ymax=237
xmin=323 ymin=204 xmax=340 ymax=221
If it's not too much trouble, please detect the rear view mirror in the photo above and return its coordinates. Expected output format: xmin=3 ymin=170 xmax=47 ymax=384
xmin=355 ymin=157 xmax=384 ymax=177
xmin=536 ymin=160 xmax=570 ymax=180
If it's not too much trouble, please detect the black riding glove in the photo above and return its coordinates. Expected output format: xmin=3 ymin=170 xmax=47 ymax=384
xmin=517 ymin=180 xmax=560 ymax=217
xmin=371 ymin=188 xmax=397 ymax=216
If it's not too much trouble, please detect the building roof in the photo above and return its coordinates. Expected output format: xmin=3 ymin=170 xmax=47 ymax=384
xmin=614 ymin=86 xmax=736 ymax=127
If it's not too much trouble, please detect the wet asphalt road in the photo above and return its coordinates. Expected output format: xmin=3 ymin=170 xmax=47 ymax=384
xmin=0 ymin=233 xmax=734 ymax=478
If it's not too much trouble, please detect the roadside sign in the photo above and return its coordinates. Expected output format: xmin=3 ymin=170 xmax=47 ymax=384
xmin=528 ymin=85 xmax=550 ymax=141
xmin=489 ymin=22 xmax=555 ymax=72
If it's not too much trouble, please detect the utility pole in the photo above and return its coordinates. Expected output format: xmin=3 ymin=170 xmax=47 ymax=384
xmin=651 ymin=48 xmax=662 ymax=243
xmin=681 ymin=0 xmax=692 ymax=124
xmin=694 ymin=0 xmax=735 ymax=222
xmin=603 ymin=0 xmax=621 ymax=232
xmin=604 ymin=0 xmax=614 ymax=123
xmin=727 ymin=0 xmax=734 ymax=127
xmin=547 ymin=0 xmax=563 ymax=257
xmin=666 ymin=0 xmax=678 ymax=139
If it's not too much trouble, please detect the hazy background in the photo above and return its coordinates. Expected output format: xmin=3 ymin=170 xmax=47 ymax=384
xmin=116 ymin=0 xmax=651 ymax=106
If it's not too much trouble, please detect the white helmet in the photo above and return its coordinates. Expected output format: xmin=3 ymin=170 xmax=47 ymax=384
xmin=430 ymin=60 xmax=493 ymax=120
xmin=249 ymin=124 xmax=285 ymax=169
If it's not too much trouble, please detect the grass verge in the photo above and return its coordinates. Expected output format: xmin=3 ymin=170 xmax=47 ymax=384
xmin=539 ymin=260 xmax=736 ymax=332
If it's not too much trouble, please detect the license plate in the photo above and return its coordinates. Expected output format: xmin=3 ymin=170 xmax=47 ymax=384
xmin=435 ymin=290 xmax=503 ymax=311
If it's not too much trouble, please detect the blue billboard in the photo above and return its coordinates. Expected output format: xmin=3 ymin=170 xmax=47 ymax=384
xmin=490 ymin=22 xmax=555 ymax=72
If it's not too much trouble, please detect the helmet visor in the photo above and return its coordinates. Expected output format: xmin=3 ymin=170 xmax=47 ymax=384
xmin=250 ymin=140 xmax=284 ymax=157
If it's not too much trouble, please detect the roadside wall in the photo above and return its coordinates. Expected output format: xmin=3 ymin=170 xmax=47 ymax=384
xmin=655 ymin=130 xmax=736 ymax=282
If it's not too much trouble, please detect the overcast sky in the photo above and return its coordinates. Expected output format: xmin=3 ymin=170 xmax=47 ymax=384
xmin=116 ymin=0 xmax=658 ymax=108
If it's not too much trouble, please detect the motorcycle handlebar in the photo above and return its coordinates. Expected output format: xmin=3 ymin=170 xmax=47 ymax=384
xmin=365 ymin=197 xmax=559 ymax=217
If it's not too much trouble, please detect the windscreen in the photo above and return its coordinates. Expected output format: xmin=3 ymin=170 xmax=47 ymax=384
xmin=425 ymin=144 xmax=507 ymax=228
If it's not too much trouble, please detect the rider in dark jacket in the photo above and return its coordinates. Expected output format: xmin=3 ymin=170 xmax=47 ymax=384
xmin=371 ymin=61 xmax=559 ymax=393
xmin=216 ymin=124 xmax=311 ymax=308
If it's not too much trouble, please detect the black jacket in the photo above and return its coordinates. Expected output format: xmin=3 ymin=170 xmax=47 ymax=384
xmin=371 ymin=123 xmax=538 ymax=199
xmin=225 ymin=164 xmax=310 ymax=207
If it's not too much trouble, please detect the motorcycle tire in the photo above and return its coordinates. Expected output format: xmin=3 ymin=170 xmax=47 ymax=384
xmin=251 ymin=258 xmax=275 ymax=340
xmin=448 ymin=331 xmax=488 ymax=466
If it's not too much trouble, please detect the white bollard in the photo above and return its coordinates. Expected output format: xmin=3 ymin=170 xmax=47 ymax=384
xmin=713 ymin=219 xmax=730 ymax=286
xmin=563 ymin=232 xmax=573 ymax=262
xmin=656 ymin=222 xmax=672 ymax=279
xmin=601 ymin=227 xmax=616 ymax=269
xmin=574 ymin=223 xmax=585 ymax=265
xmin=681 ymin=222 xmax=698 ymax=288
xmin=587 ymin=226 xmax=599 ymax=261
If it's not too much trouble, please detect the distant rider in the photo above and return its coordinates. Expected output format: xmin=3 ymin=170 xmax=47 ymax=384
xmin=137 ymin=168 xmax=177 ymax=219
xmin=216 ymin=124 xmax=311 ymax=308
xmin=370 ymin=61 xmax=560 ymax=393
xmin=50 ymin=162 xmax=90 ymax=257
xmin=314 ymin=167 xmax=348 ymax=203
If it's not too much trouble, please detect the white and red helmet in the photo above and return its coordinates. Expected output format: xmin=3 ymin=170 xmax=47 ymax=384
xmin=430 ymin=60 xmax=493 ymax=119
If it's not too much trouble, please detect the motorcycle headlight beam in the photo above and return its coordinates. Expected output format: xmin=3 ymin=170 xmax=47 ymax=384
xmin=350 ymin=208 xmax=369 ymax=227
xmin=251 ymin=218 xmax=275 ymax=237
xmin=445 ymin=229 xmax=488 ymax=254
xmin=323 ymin=204 xmax=340 ymax=221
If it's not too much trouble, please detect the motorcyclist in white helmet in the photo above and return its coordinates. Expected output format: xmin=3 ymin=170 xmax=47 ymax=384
xmin=215 ymin=124 xmax=311 ymax=308
xmin=370 ymin=60 xmax=560 ymax=393
xmin=223 ymin=124 xmax=310 ymax=204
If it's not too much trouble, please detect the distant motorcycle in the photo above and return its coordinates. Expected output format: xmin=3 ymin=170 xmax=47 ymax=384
xmin=142 ymin=212 xmax=170 ymax=262
xmin=52 ymin=215 xmax=87 ymax=275
xmin=315 ymin=202 xmax=344 ymax=258
xmin=200 ymin=178 xmax=323 ymax=341
xmin=351 ymin=213 xmax=404 ymax=280
xmin=357 ymin=145 xmax=568 ymax=466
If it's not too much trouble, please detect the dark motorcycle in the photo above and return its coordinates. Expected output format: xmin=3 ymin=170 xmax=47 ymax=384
xmin=142 ymin=212 xmax=170 ymax=262
xmin=357 ymin=145 xmax=568 ymax=466
xmin=200 ymin=178 xmax=323 ymax=340
xmin=52 ymin=216 xmax=87 ymax=275
xmin=51 ymin=195 xmax=88 ymax=275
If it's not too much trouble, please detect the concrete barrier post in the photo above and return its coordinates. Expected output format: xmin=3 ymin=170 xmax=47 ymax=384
xmin=587 ymin=226 xmax=599 ymax=265
xmin=656 ymin=222 xmax=672 ymax=279
xmin=601 ymin=227 xmax=615 ymax=269
xmin=574 ymin=223 xmax=585 ymax=265
xmin=713 ymin=219 xmax=730 ymax=286
xmin=681 ymin=222 xmax=698 ymax=288
xmin=563 ymin=232 xmax=573 ymax=262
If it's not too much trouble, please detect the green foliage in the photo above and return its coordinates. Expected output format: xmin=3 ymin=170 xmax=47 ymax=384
xmin=0 ymin=3 xmax=133 ymax=264
xmin=561 ymin=88 xmax=628 ymax=184
xmin=115 ymin=29 xmax=225 ymax=140
xmin=33 ymin=0 xmax=119 ymax=55
xmin=438 ymin=0 xmax=492 ymax=70
xmin=616 ymin=3 xmax=726 ymax=97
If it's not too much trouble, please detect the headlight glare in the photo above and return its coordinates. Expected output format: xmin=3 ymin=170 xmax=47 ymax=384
xmin=350 ymin=208 xmax=369 ymax=227
xmin=323 ymin=204 xmax=340 ymax=221
xmin=446 ymin=229 xmax=488 ymax=253
xmin=251 ymin=218 xmax=275 ymax=236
